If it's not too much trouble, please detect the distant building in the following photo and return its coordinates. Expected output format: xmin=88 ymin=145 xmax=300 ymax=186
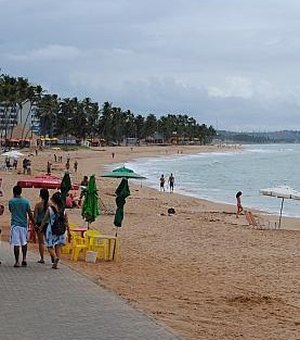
xmin=145 ymin=132 xmax=164 ymax=144
xmin=0 ymin=99 xmax=40 ymax=139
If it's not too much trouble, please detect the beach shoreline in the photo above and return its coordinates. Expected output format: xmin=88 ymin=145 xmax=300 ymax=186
xmin=1 ymin=145 xmax=299 ymax=340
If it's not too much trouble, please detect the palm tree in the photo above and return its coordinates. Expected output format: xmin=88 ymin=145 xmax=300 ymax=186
xmin=82 ymin=98 xmax=99 ymax=141
xmin=35 ymin=94 xmax=60 ymax=137
xmin=99 ymin=102 xmax=114 ymax=143
xmin=134 ymin=114 xmax=145 ymax=139
xmin=144 ymin=114 xmax=157 ymax=137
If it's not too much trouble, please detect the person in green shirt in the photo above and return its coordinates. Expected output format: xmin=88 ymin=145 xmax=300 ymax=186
xmin=9 ymin=185 xmax=35 ymax=267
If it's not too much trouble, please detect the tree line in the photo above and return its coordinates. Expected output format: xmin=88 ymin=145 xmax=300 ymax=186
xmin=0 ymin=73 xmax=216 ymax=144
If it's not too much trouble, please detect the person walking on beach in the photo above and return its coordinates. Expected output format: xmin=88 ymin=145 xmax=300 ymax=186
xmin=26 ymin=159 xmax=32 ymax=175
xmin=22 ymin=158 xmax=27 ymax=174
xmin=66 ymin=159 xmax=70 ymax=171
xmin=34 ymin=188 xmax=50 ymax=264
xmin=40 ymin=192 xmax=70 ymax=269
xmin=236 ymin=191 xmax=243 ymax=218
xmin=168 ymin=173 xmax=175 ymax=192
xmin=9 ymin=185 xmax=35 ymax=267
xmin=74 ymin=160 xmax=78 ymax=173
xmin=47 ymin=161 xmax=52 ymax=175
xmin=159 ymin=174 xmax=165 ymax=192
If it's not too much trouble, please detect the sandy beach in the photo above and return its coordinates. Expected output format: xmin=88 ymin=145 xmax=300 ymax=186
xmin=1 ymin=145 xmax=299 ymax=340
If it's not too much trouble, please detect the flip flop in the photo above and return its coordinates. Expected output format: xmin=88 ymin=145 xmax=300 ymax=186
xmin=14 ymin=263 xmax=20 ymax=268
xmin=21 ymin=261 xmax=27 ymax=267
xmin=37 ymin=259 xmax=45 ymax=264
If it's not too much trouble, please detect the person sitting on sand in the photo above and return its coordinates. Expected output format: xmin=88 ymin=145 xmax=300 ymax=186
xmin=66 ymin=193 xmax=76 ymax=209
xmin=236 ymin=191 xmax=243 ymax=218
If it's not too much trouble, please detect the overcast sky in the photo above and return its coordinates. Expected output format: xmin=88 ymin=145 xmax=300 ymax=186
xmin=1 ymin=0 xmax=300 ymax=131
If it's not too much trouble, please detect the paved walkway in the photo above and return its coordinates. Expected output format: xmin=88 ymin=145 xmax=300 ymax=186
xmin=0 ymin=242 xmax=180 ymax=340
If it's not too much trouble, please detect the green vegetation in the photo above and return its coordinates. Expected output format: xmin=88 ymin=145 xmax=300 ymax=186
xmin=0 ymin=72 xmax=216 ymax=144
xmin=218 ymin=130 xmax=300 ymax=143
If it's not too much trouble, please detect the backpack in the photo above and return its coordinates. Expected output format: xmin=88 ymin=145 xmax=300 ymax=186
xmin=51 ymin=206 xmax=67 ymax=236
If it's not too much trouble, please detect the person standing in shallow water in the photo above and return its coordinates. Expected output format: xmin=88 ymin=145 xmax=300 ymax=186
xmin=9 ymin=185 xmax=35 ymax=267
xmin=168 ymin=173 xmax=175 ymax=192
xmin=159 ymin=174 xmax=165 ymax=191
xmin=236 ymin=191 xmax=243 ymax=218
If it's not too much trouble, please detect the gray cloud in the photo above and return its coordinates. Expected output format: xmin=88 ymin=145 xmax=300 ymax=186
xmin=1 ymin=0 xmax=300 ymax=131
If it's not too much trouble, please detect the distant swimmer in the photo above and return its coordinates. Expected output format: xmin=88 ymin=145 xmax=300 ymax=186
xmin=168 ymin=173 xmax=175 ymax=192
xmin=236 ymin=191 xmax=243 ymax=218
xmin=159 ymin=174 xmax=165 ymax=192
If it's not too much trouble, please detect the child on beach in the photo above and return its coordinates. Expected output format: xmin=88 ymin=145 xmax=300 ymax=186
xmin=236 ymin=191 xmax=243 ymax=218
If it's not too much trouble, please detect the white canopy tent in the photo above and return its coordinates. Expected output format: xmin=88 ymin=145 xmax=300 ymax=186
xmin=1 ymin=150 xmax=24 ymax=158
xmin=260 ymin=186 xmax=300 ymax=228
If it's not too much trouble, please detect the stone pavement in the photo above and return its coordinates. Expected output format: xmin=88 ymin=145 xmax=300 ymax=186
xmin=0 ymin=242 xmax=180 ymax=340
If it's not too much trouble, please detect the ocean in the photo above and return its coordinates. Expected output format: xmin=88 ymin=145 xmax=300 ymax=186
xmin=122 ymin=144 xmax=300 ymax=217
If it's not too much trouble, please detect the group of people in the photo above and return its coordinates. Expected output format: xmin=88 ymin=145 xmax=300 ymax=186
xmin=5 ymin=157 xmax=18 ymax=170
xmin=159 ymin=173 xmax=175 ymax=192
xmin=7 ymin=185 xmax=70 ymax=269
xmin=51 ymin=154 xmax=78 ymax=173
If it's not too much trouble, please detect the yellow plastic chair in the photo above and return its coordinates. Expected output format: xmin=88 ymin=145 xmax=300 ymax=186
xmin=92 ymin=238 xmax=108 ymax=261
xmin=61 ymin=242 xmax=72 ymax=254
xmin=71 ymin=234 xmax=88 ymax=261
xmin=84 ymin=229 xmax=101 ymax=250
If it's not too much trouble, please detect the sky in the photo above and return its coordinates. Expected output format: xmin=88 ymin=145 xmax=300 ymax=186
xmin=1 ymin=0 xmax=300 ymax=131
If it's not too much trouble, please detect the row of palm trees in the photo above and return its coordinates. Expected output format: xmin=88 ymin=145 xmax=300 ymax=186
xmin=0 ymin=73 xmax=216 ymax=144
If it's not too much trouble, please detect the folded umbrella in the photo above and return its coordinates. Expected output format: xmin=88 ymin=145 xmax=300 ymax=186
xmin=81 ymin=174 xmax=100 ymax=227
xmin=114 ymin=178 xmax=131 ymax=229
xmin=60 ymin=172 xmax=72 ymax=207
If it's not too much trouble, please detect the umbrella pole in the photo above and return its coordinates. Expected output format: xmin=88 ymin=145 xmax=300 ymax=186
xmin=112 ymin=229 xmax=118 ymax=260
xmin=278 ymin=198 xmax=284 ymax=229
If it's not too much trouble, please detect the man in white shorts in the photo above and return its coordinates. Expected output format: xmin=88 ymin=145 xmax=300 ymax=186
xmin=9 ymin=185 xmax=35 ymax=267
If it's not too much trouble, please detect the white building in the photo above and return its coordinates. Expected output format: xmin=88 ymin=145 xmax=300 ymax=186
xmin=0 ymin=100 xmax=40 ymax=139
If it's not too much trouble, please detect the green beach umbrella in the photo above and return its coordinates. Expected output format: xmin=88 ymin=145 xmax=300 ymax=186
xmin=102 ymin=166 xmax=146 ymax=179
xmin=113 ymin=178 xmax=131 ymax=231
xmin=112 ymin=178 xmax=130 ymax=260
xmin=60 ymin=172 xmax=72 ymax=207
xmin=81 ymin=174 xmax=100 ymax=227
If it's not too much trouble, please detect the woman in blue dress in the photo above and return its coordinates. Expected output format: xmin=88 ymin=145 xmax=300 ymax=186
xmin=41 ymin=192 xmax=70 ymax=269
